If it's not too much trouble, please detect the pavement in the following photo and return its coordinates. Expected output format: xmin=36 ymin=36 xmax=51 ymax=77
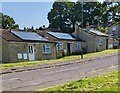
xmin=1 ymin=52 xmax=118 ymax=75
xmin=1 ymin=52 xmax=119 ymax=92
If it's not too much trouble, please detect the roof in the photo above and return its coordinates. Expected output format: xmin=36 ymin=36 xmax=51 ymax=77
xmin=82 ymin=28 xmax=109 ymax=37
xmin=89 ymin=29 xmax=109 ymax=37
xmin=11 ymin=31 xmax=48 ymax=41
xmin=47 ymin=28 xmax=61 ymax=32
xmin=107 ymin=22 xmax=120 ymax=27
xmin=48 ymin=32 xmax=77 ymax=40
xmin=0 ymin=29 xmax=22 ymax=41
xmin=0 ymin=29 xmax=55 ymax=43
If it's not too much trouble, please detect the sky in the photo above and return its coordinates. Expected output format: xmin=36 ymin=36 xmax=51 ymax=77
xmin=2 ymin=2 xmax=53 ymax=29
xmin=1 ymin=0 xmax=104 ymax=29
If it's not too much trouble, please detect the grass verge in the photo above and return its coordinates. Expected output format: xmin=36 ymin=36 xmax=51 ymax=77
xmin=1 ymin=49 xmax=118 ymax=69
xmin=39 ymin=70 xmax=119 ymax=91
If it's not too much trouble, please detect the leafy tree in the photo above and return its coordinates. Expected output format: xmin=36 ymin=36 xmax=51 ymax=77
xmin=100 ymin=2 xmax=120 ymax=28
xmin=48 ymin=0 xmax=120 ymax=33
xmin=47 ymin=0 xmax=75 ymax=33
xmin=48 ymin=0 xmax=102 ymax=32
xmin=108 ymin=2 xmax=120 ymax=22
xmin=75 ymin=0 xmax=102 ymax=28
xmin=0 ymin=13 xmax=19 ymax=29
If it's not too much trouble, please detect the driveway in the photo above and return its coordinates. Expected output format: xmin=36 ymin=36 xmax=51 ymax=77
xmin=1 ymin=53 xmax=119 ymax=92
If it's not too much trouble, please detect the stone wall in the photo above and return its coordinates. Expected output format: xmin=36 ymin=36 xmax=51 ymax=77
xmin=2 ymin=41 xmax=57 ymax=63
xmin=73 ymin=27 xmax=108 ymax=53
xmin=2 ymin=38 xmax=10 ymax=63
xmin=35 ymin=43 xmax=57 ymax=60
xmin=95 ymin=36 xmax=107 ymax=52
xmin=76 ymin=29 xmax=96 ymax=53
xmin=8 ymin=42 xmax=28 ymax=62
xmin=107 ymin=25 xmax=120 ymax=38
xmin=56 ymin=40 xmax=82 ymax=58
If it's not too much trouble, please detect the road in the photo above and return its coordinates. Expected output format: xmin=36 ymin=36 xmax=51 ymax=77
xmin=1 ymin=54 xmax=119 ymax=92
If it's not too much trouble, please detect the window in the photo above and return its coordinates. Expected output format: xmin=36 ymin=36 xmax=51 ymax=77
xmin=23 ymin=53 xmax=28 ymax=59
xmin=57 ymin=42 xmax=63 ymax=50
xmin=43 ymin=45 xmax=51 ymax=54
xmin=99 ymin=37 xmax=103 ymax=46
xmin=17 ymin=53 xmax=22 ymax=59
xmin=75 ymin=42 xmax=81 ymax=50
xmin=112 ymin=27 xmax=116 ymax=31
xmin=28 ymin=46 xmax=33 ymax=54
xmin=109 ymin=44 xmax=113 ymax=48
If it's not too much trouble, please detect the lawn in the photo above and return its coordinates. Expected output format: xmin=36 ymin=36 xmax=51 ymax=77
xmin=39 ymin=70 xmax=119 ymax=91
xmin=1 ymin=49 xmax=119 ymax=69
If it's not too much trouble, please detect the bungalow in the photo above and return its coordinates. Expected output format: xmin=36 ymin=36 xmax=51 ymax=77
xmin=72 ymin=23 xmax=113 ymax=53
xmin=0 ymin=29 xmax=57 ymax=63
xmin=107 ymin=22 xmax=120 ymax=47
xmin=35 ymin=29 xmax=85 ymax=58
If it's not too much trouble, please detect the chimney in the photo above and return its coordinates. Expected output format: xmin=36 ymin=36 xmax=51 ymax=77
xmin=42 ymin=25 xmax=46 ymax=29
xmin=9 ymin=27 xmax=11 ymax=33
xmin=86 ymin=22 xmax=90 ymax=31
xmin=37 ymin=29 xmax=47 ymax=38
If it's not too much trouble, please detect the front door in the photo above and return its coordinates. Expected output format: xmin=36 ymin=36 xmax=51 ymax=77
xmin=106 ymin=39 xmax=108 ymax=49
xmin=28 ymin=45 xmax=35 ymax=61
xmin=67 ymin=43 xmax=71 ymax=55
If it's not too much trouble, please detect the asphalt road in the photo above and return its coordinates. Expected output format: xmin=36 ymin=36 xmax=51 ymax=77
xmin=1 ymin=54 xmax=119 ymax=92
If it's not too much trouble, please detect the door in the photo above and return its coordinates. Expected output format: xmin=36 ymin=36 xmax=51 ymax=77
xmin=106 ymin=39 xmax=108 ymax=49
xmin=28 ymin=45 xmax=35 ymax=61
xmin=67 ymin=43 xmax=71 ymax=55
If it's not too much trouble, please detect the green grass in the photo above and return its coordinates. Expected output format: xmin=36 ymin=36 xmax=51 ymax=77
xmin=40 ymin=70 xmax=119 ymax=91
xmin=1 ymin=49 xmax=118 ymax=69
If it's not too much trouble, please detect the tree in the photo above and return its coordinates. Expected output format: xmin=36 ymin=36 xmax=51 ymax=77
xmin=48 ymin=0 xmax=120 ymax=33
xmin=47 ymin=0 xmax=75 ymax=33
xmin=48 ymin=0 xmax=102 ymax=32
xmin=74 ymin=0 xmax=102 ymax=28
xmin=100 ymin=1 xmax=120 ymax=28
xmin=0 ymin=13 xmax=19 ymax=29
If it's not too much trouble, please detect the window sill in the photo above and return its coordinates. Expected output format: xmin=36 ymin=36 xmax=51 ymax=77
xmin=58 ymin=50 xmax=63 ymax=51
xmin=43 ymin=52 xmax=51 ymax=55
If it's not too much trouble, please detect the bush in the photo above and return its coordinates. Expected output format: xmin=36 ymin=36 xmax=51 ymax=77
xmin=57 ymin=53 xmax=63 ymax=59
xmin=97 ymin=27 xmax=107 ymax=33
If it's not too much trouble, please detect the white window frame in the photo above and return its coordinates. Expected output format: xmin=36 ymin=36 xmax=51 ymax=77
xmin=57 ymin=42 xmax=63 ymax=51
xmin=99 ymin=37 xmax=103 ymax=46
xmin=75 ymin=42 xmax=81 ymax=51
xmin=23 ymin=53 xmax=28 ymax=60
xmin=42 ymin=45 xmax=51 ymax=54
xmin=112 ymin=26 xmax=116 ymax=31
xmin=17 ymin=53 xmax=22 ymax=59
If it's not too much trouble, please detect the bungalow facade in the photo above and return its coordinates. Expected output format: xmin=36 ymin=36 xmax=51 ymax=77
xmin=1 ymin=29 xmax=57 ymax=63
xmin=107 ymin=22 xmax=120 ymax=47
xmin=72 ymin=23 xmax=113 ymax=53
xmin=35 ymin=30 xmax=85 ymax=58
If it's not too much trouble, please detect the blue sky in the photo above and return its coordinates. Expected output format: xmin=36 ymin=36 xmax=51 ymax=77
xmin=2 ymin=0 xmax=104 ymax=29
xmin=2 ymin=2 xmax=53 ymax=29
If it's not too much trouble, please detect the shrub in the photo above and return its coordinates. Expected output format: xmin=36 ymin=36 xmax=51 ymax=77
xmin=57 ymin=53 xmax=63 ymax=59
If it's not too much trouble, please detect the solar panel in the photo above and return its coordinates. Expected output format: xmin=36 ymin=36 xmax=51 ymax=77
xmin=48 ymin=32 xmax=76 ymax=40
xmin=11 ymin=31 xmax=48 ymax=41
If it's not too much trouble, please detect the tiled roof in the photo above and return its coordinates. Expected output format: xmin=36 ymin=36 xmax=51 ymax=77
xmin=0 ymin=29 xmax=22 ymax=41
xmin=89 ymin=29 xmax=109 ymax=37
xmin=0 ymin=29 xmax=53 ymax=43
